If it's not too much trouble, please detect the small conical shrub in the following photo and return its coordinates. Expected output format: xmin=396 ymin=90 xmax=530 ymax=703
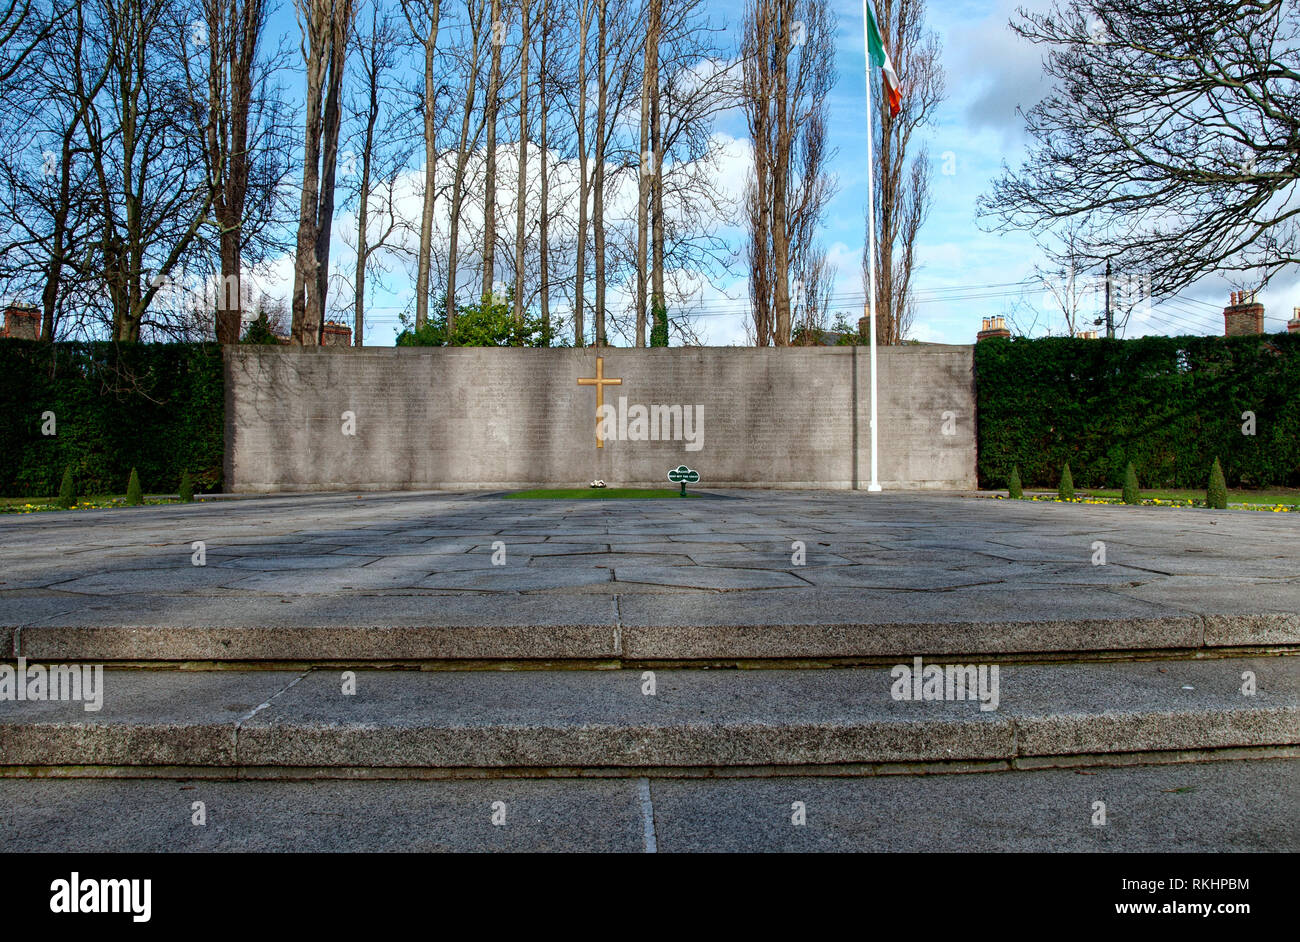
xmin=178 ymin=470 xmax=194 ymax=503
xmin=1008 ymin=465 xmax=1023 ymax=500
xmin=56 ymin=466 xmax=75 ymax=509
xmin=1207 ymin=458 xmax=1228 ymax=510
xmin=1122 ymin=463 xmax=1140 ymax=505
xmin=1058 ymin=462 xmax=1075 ymax=501
xmin=125 ymin=468 xmax=144 ymax=506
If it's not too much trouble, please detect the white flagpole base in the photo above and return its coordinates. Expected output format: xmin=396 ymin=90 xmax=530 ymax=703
xmin=867 ymin=483 xmax=883 ymax=492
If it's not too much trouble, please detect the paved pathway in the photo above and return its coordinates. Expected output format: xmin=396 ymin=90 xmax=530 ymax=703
xmin=1 ymin=491 xmax=1296 ymax=643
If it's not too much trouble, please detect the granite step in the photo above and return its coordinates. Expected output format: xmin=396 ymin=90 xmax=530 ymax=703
xmin=5 ymin=605 xmax=1297 ymax=666
xmin=1 ymin=657 xmax=1295 ymax=778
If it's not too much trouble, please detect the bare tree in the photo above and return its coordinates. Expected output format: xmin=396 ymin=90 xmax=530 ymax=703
xmin=0 ymin=0 xmax=62 ymax=85
xmin=742 ymin=0 xmax=836 ymax=346
xmin=185 ymin=0 xmax=272 ymax=344
xmin=634 ymin=0 xmax=658 ymax=347
xmin=650 ymin=0 xmax=737 ymax=345
xmin=1033 ymin=225 xmax=1098 ymax=337
xmin=399 ymin=0 xmax=441 ymax=330
xmin=444 ymin=0 xmax=487 ymax=333
xmin=479 ymin=0 xmax=503 ymax=300
xmin=291 ymin=0 xmax=352 ymax=345
xmin=570 ymin=0 xmax=591 ymax=345
xmin=592 ymin=0 xmax=734 ymax=348
xmin=0 ymin=0 xmax=110 ymax=341
xmin=536 ymin=0 xmax=551 ymax=337
xmin=648 ymin=0 xmax=664 ymax=339
xmin=590 ymin=0 xmax=609 ymax=344
xmin=979 ymin=0 xmax=1300 ymax=298
xmin=864 ymin=0 xmax=943 ymax=345
xmin=791 ymin=247 xmax=833 ymax=343
xmin=87 ymin=0 xmax=214 ymax=341
xmin=346 ymin=1 xmax=411 ymax=346
xmin=512 ymin=0 xmax=530 ymax=332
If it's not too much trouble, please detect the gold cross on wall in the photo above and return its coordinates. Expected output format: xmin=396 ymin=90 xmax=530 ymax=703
xmin=577 ymin=356 xmax=622 ymax=448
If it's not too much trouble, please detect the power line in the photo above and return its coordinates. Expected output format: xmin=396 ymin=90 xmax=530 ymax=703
xmin=339 ymin=279 xmax=1245 ymax=337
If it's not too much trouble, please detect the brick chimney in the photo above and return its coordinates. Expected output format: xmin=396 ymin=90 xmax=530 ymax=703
xmin=1223 ymin=291 xmax=1264 ymax=336
xmin=1288 ymin=307 xmax=1300 ymax=334
xmin=2 ymin=305 xmax=40 ymax=340
xmin=976 ymin=315 xmax=1011 ymax=342
xmin=321 ymin=320 xmax=353 ymax=346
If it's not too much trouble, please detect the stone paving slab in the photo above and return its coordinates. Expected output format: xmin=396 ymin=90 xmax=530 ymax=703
xmin=0 ymin=778 xmax=647 ymax=852
xmin=1 ymin=491 xmax=1297 ymax=661
xmin=0 ymin=758 xmax=1294 ymax=851
xmin=645 ymin=758 xmax=1300 ymax=853
xmin=2 ymin=659 xmax=1294 ymax=772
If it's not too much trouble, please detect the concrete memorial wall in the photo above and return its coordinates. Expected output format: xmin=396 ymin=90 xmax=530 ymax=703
xmin=223 ymin=345 xmax=977 ymax=491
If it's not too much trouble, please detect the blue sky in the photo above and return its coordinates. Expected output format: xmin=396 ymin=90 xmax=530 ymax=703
xmin=783 ymin=0 xmax=1296 ymax=345
xmin=263 ymin=0 xmax=1298 ymax=344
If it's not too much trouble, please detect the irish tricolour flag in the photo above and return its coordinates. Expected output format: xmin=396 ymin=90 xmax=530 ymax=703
xmin=866 ymin=5 xmax=902 ymax=118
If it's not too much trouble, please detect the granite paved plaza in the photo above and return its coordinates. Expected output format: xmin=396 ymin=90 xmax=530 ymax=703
xmin=0 ymin=490 xmax=1296 ymax=661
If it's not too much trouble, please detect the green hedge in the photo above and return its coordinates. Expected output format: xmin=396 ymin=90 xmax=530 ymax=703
xmin=5 ymin=335 xmax=1297 ymax=497
xmin=0 ymin=341 xmax=224 ymax=497
xmin=975 ymin=333 xmax=1300 ymax=489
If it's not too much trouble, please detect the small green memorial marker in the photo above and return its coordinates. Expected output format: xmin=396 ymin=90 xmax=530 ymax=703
xmin=667 ymin=465 xmax=700 ymax=497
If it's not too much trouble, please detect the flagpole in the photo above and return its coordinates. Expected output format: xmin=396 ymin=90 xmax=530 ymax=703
xmin=861 ymin=1 xmax=882 ymax=492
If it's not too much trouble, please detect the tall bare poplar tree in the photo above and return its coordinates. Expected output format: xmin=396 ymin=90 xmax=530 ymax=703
xmin=742 ymin=0 xmax=835 ymax=346
xmin=590 ymin=0 xmax=608 ymax=345
xmin=348 ymin=1 xmax=409 ymax=346
xmin=400 ymin=0 xmax=441 ymax=330
xmin=481 ymin=0 xmax=502 ymax=300
xmin=634 ymin=0 xmax=659 ymax=347
xmin=571 ymin=0 xmax=591 ymax=345
xmin=512 ymin=0 xmax=530 ymax=332
xmin=444 ymin=0 xmax=487 ymax=334
xmin=649 ymin=0 xmax=666 ymax=341
xmin=536 ymin=0 xmax=550 ymax=338
xmin=194 ymin=0 xmax=267 ymax=343
xmin=291 ymin=0 xmax=352 ymax=345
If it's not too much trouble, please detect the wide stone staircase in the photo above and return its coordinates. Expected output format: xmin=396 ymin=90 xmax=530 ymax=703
xmin=3 ymin=612 xmax=1297 ymax=779
xmin=1 ymin=491 xmax=1297 ymax=850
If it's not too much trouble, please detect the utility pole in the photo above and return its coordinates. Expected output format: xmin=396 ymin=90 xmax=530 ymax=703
xmin=1104 ymin=258 xmax=1114 ymax=339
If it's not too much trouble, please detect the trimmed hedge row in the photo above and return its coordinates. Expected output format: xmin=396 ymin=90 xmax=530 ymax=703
xmin=975 ymin=333 xmax=1300 ymax=489
xmin=4 ymin=335 xmax=1297 ymax=497
xmin=0 ymin=341 xmax=224 ymax=497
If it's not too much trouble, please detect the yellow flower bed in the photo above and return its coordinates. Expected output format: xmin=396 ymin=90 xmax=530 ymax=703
xmin=993 ymin=495 xmax=1294 ymax=512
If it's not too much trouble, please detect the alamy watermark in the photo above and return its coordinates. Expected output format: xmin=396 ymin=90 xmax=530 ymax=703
xmin=596 ymin=397 xmax=704 ymax=452
xmin=890 ymin=656 xmax=1000 ymax=712
xmin=50 ymin=873 xmax=150 ymax=922
xmin=1 ymin=658 xmax=103 ymax=711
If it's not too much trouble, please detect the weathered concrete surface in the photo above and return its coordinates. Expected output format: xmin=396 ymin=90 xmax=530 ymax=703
xmin=224 ymin=345 xmax=977 ymax=491
xmin=0 ymin=671 xmax=292 ymax=767
xmin=0 ymin=759 xmax=1294 ymax=852
xmin=2 ymin=659 xmax=1295 ymax=772
xmin=0 ymin=777 xmax=647 ymax=852
xmin=1 ymin=491 xmax=1296 ymax=662
xmin=646 ymin=758 xmax=1300 ymax=853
